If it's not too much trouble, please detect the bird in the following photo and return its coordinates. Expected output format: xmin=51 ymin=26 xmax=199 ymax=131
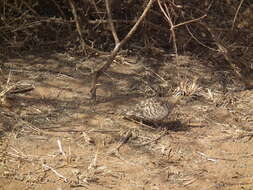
xmin=124 ymin=96 xmax=180 ymax=124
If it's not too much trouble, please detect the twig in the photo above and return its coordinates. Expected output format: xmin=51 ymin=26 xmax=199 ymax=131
xmin=201 ymin=22 xmax=242 ymax=79
xmin=50 ymin=0 xmax=71 ymax=32
xmin=57 ymin=139 xmax=67 ymax=159
xmin=42 ymin=164 xmax=68 ymax=182
xmin=174 ymin=14 xmax=207 ymax=29
xmin=108 ymin=130 xmax=132 ymax=155
xmin=232 ymin=0 xmax=244 ymax=30
xmin=157 ymin=0 xmax=178 ymax=64
xmin=197 ymin=152 xmax=218 ymax=163
xmin=88 ymin=150 xmax=98 ymax=169
xmin=7 ymin=70 xmax=11 ymax=84
xmin=90 ymin=0 xmax=155 ymax=99
xmin=185 ymin=22 xmax=217 ymax=51
xmin=0 ymin=84 xmax=16 ymax=97
xmin=0 ymin=80 xmax=35 ymax=97
xmin=82 ymin=132 xmax=95 ymax=144
xmin=89 ymin=0 xmax=106 ymax=30
xmin=23 ymin=1 xmax=57 ymax=33
xmin=23 ymin=1 xmax=40 ymax=16
xmin=68 ymin=0 xmax=87 ymax=53
xmin=87 ymin=19 xmax=170 ymax=32
xmin=139 ymin=130 xmax=168 ymax=146
xmin=105 ymin=0 xmax=119 ymax=44
xmin=124 ymin=117 xmax=156 ymax=130
xmin=50 ymin=0 xmax=67 ymax=21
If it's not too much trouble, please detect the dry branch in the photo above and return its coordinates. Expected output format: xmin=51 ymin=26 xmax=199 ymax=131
xmin=90 ymin=0 xmax=155 ymax=99
xmin=232 ymin=0 xmax=245 ymax=30
xmin=201 ymin=22 xmax=243 ymax=79
xmin=68 ymin=0 xmax=87 ymax=53
xmin=105 ymin=0 xmax=119 ymax=44
xmin=157 ymin=0 xmax=206 ymax=65
xmin=68 ymin=0 xmax=108 ymax=55
xmin=157 ymin=0 xmax=178 ymax=63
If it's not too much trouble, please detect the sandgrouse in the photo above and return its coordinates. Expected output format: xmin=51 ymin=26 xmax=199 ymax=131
xmin=125 ymin=96 xmax=179 ymax=123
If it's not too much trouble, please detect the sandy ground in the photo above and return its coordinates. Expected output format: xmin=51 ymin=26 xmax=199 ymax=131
xmin=0 ymin=52 xmax=253 ymax=190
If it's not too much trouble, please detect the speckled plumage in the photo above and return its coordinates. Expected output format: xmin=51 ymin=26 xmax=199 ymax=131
xmin=125 ymin=97 xmax=176 ymax=123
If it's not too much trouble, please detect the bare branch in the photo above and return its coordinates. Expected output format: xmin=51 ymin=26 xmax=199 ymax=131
xmin=173 ymin=14 xmax=207 ymax=29
xmin=68 ymin=0 xmax=87 ymax=53
xmin=90 ymin=0 xmax=155 ymax=99
xmin=232 ymin=0 xmax=244 ymax=30
xmin=157 ymin=0 xmax=178 ymax=64
xmin=105 ymin=0 xmax=119 ymax=44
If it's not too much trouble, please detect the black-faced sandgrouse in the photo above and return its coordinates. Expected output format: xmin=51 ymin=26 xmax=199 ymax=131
xmin=124 ymin=96 xmax=180 ymax=124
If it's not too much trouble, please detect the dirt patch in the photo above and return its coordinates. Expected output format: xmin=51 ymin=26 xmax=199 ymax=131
xmin=0 ymin=52 xmax=253 ymax=190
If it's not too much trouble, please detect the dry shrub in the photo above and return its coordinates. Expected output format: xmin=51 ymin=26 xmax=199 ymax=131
xmin=0 ymin=0 xmax=252 ymax=80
